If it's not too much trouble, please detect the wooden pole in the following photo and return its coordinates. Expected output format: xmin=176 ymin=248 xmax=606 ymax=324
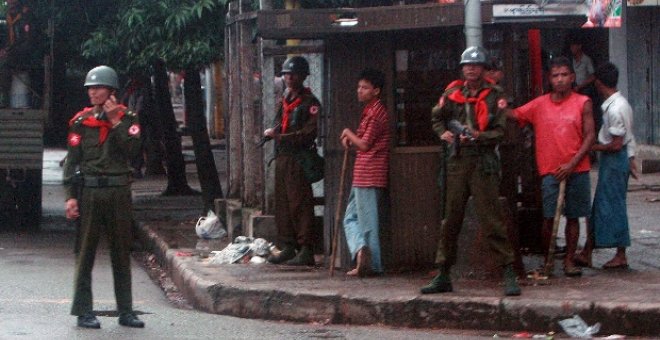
xmin=330 ymin=148 xmax=350 ymax=276
xmin=544 ymin=180 xmax=566 ymax=276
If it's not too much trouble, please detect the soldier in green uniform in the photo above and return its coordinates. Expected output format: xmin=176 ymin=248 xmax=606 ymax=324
xmin=420 ymin=47 xmax=521 ymax=296
xmin=63 ymin=66 xmax=145 ymax=328
xmin=263 ymin=56 xmax=322 ymax=266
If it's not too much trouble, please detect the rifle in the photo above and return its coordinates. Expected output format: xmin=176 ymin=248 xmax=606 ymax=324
xmin=447 ymin=119 xmax=475 ymax=157
xmin=256 ymin=123 xmax=281 ymax=148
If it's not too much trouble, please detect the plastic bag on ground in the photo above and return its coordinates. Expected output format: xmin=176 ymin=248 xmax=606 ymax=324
xmin=558 ymin=315 xmax=601 ymax=338
xmin=208 ymin=237 xmax=274 ymax=265
xmin=195 ymin=210 xmax=227 ymax=239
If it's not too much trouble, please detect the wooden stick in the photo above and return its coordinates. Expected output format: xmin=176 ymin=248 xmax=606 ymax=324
xmin=544 ymin=179 xmax=566 ymax=277
xmin=330 ymin=148 xmax=350 ymax=276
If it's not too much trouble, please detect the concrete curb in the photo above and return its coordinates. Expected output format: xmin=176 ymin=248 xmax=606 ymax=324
xmin=138 ymin=223 xmax=660 ymax=336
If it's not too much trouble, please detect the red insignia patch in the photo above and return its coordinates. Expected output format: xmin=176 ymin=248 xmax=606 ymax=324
xmin=68 ymin=133 xmax=81 ymax=147
xmin=24 ymin=24 xmax=30 ymax=33
xmin=128 ymin=124 xmax=141 ymax=136
xmin=309 ymin=105 xmax=319 ymax=115
xmin=497 ymin=98 xmax=508 ymax=109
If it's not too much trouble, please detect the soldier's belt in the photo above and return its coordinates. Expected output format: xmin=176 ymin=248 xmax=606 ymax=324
xmin=84 ymin=175 xmax=130 ymax=187
xmin=459 ymin=145 xmax=496 ymax=156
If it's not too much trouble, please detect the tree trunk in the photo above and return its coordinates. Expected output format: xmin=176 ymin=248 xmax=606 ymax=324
xmin=139 ymin=75 xmax=167 ymax=176
xmin=152 ymin=59 xmax=197 ymax=196
xmin=184 ymin=68 xmax=224 ymax=211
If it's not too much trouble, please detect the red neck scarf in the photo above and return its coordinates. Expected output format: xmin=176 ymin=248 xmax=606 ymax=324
xmin=446 ymin=80 xmax=492 ymax=132
xmin=71 ymin=107 xmax=125 ymax=144
xmin=281 ymin=88 xmax=310 ymax=133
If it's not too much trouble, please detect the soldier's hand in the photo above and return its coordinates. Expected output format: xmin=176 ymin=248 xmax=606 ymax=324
xmin=103 ymin=95 xmax=121 ymax=125
xmin=264 ymin=128 xmax=276 ymax=138
xmin=440 ymin=130 xmax=454 ymax=144
xmin=66 ymin=198 xmax=80 ymax=220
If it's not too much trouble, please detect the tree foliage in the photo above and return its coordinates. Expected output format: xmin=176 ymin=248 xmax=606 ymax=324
xmin=82 ymin=0 xmax=227 ymax=75
xmin=269 ymin=0 xmax=396 ymax=8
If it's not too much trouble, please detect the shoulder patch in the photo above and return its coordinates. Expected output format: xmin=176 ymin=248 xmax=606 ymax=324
xmin=498 ymin=98 xmax=508 ymax=109
xmin=309 ymin=105 xmax=320 ymax=115
xmin=128 ymin=124 xmax=141 ymax=137
xmin=68 ymin=133 xmax=81 ymax=147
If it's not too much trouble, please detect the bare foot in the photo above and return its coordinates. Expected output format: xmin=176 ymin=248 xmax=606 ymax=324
xmin=603 ymin=257 xmax=628 ymax=269
xmin=573 ymin=252 xmax=592 ymax=267
xmin=346 ymin=268 xmax=359 ymax=276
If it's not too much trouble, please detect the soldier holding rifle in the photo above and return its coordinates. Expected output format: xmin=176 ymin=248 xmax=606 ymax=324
xmin=422 ymin=46 xmax=521 ymax=296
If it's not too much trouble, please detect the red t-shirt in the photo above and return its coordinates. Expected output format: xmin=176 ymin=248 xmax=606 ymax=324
xmin=513 ymin=92 xmax=591 ymax=176
xmin=353 ymin=99 xmax=391 ymax=188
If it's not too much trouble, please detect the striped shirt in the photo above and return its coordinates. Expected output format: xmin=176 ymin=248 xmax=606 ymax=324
xmin=353 ymin=99 xmax=391 ymax=188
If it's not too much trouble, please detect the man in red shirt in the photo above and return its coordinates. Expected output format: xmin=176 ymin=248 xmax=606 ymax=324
xmin=340 ymin=69 xmax=391 ymax=276
xmin=508 ymin=56 xmax=595 ymax=277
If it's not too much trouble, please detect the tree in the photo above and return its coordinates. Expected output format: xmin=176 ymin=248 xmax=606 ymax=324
xmin=82 ymin=0 xmax=227 ymax=210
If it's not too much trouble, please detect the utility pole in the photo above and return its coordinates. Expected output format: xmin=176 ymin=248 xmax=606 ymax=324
xmin=464 ymin=0 xmax=482 ymax=47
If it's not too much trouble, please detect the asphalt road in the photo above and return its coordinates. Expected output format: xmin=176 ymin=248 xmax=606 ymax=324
xmin=0 ymin=148 xmax=504 ymax=339
xmin=0 ymin=230 xmax=506 ymax=340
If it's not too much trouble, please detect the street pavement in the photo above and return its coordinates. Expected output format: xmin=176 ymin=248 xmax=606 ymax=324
xmin=42 ymin=148 xmax=660 ymax=338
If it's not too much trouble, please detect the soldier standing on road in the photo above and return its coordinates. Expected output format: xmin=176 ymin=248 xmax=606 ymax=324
xmin=421 ymin=47 xmax=521 ymax=296
xmin=63 ymin=65 xmax=145 ymax=329
xmin=264 ymin=56 xmax=322 ymax=266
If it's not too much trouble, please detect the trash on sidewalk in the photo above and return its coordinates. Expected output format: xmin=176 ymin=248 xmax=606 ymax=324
xmin=208 ymin=236 xmax=274 ymax=265
xmin=558 ymin=315 xmax=601 ymax=338
xmin=195 ymin=210 xmax=227 ymax=239
xmin=526 ymin=268 xmax=549 ymax=281
xmin=512 ymin=331 xmax=555 ymax=339
xmin=175 ymin=251 xmax=193 ymax=257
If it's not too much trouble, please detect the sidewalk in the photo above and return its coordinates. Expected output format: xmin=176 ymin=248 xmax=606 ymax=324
xmin=130 ymin=168 xmax=660 ymax=337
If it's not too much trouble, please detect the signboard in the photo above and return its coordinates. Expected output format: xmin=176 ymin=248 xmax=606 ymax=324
xmin=583 ymin=0 xmax=622 ymax=27
xmin=627 ymin=0 xmax=659 ymax=5
xmin=493 ymin=3 xmax=588 ymax=18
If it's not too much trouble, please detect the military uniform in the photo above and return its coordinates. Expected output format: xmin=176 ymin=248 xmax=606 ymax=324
xmin=430 ymin=79 xmax=514 ymax=268
xmin=273 ymin=87 xmax=321 ymax=251
xmin=63 ymin=106 xmax=142 ymax=317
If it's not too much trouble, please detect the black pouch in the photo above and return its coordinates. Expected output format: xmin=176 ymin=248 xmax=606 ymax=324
xmin=295 ymin=145 xmax=325 ymax=183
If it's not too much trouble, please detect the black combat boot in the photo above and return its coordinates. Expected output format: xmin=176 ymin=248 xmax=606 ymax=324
xmin=267 ymin=244 xmax=296 ymax=264
xmin=284 ymin=245 xmax=315 ymax=266
xmin=420 ymin=265 xmax=453 ymax=294
xmin=503 ymin=264 xmax=521 ymax=296
xmin=118 ymin=312 xmax=145 ymax=328
xmin=77 ymin=312 xmax=101 ymax=329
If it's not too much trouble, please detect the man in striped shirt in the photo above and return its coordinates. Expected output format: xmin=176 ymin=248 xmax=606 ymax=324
xmin=340 ymin=68 xmax=391 ymax=277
